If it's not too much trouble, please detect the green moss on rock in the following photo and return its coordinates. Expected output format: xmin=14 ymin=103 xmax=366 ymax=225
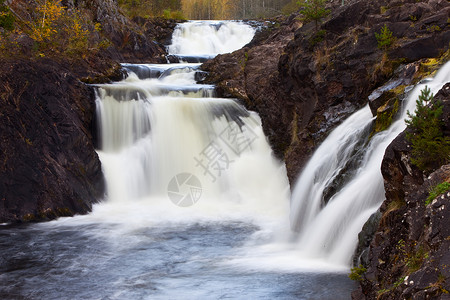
xmin=414 ymin=48 xmax=450 ymax=83
xmin=375 ymin=97 xmax=399 ymax=133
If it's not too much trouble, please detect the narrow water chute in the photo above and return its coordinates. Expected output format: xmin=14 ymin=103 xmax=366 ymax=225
xmin=291 ymin=62 xmax=450 ymax=266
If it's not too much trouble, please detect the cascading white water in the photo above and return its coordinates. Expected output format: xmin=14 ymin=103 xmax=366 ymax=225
xmin=0 ymin=21 xmax=368 ymax=300
xmin=168 ymin=21 xmax=255 ymax=60
xmin=291 ymin=61 xmax=450 ymax=266
xmin=96 ymin=19 xmax=450 ymax=270
xmin=94 ymin=21 xmax=290 ymax=226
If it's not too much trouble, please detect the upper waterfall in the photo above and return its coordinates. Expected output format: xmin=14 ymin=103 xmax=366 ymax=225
xmin=168 ymin=21 xmax=255 ymax=57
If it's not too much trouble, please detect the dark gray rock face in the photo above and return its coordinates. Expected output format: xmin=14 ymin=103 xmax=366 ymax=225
xmin=0 ymin=59 xmax=105 ymax=222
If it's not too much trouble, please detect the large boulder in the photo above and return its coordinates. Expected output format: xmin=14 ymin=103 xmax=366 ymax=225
xmin=0 ymin=58 xmax=106 ymax=222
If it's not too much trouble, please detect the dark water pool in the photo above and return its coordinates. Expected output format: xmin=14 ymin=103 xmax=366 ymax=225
xmin=0 ymin=221 xmax=356 ymax=299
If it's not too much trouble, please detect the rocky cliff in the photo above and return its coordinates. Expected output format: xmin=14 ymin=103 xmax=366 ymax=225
xmin=202 ymin=0 xmax=450 ymax=184
xmin=0 ymin=58 xmax=107 ymax=222
xmin=8 ymin=0 xmax=174 ymax=64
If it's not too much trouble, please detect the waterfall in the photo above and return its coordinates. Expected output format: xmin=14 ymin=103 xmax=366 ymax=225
xmin=94 ymin=21 xmax=289 ymax=225
xmin=11 ymin=20 xmax=447 ymax=300
xmin=167 ymin=21 xmax=255 ymax=62
xmin=291 ymin=62 xmax=450 ymax=266
xmin=168 ymin=21 xmax=255 ymax=55
xmin=95 ymin=18 xmax=449 ymax=270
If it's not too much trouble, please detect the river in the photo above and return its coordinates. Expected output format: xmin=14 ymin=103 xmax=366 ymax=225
xmin=0 ymin=21 xmax=357 ymax=300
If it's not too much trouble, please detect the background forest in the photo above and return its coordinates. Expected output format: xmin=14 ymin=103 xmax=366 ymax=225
xmin=118 ymin=0 xmax=297 ymax=20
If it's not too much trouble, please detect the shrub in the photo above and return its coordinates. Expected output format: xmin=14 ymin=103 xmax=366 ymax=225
xmin=405 ymin=86 xmax=450 ymax=173
xmin=375 ymin=24 xmax=394 ymax=50
xmin=26 ymin=0 xmax=97 ymax=56
xmin=28 ymin=0 xmax=65 ymax=43
xmin=427 ymin=25 xmax=441 ymax=32
xmin=282 ymin=0 xmax=299 ymax=15
xmin=118 ymin=0 xmax=183 ymax=19
xmin=65 ymin=13 xmax=90 ymax=56
xmin=406 ymin=246 xmax=428 ymax=273
xmin=0 ymin=0 xmax=15 ymax=31
xmin=170 ymin=10 xmax=185 ymax=20
xmin=349 ymin=265 xmax=367 ymax=281
xmin=309 ymin=29 xmax=326 ymax=46
xmin=163 ymin=8 xmax=171 ymax=19
xmin=426 ymin=182 xmax=450 ymax=205
xmin=394 ymin=276 xmax=406 ymax=288
xmin=297 ymin=0 xmax=330 ymax=32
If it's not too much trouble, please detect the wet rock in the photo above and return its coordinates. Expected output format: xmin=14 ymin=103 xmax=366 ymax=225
xmin=368 ymin=62 xmax=418 ymax=116
xmin=353 ymin=210 xmax=382 ymax=267
xmin=354 ymin=83 xmax=450 ymax=299
xmin=135 ymin=17 xmax=183 ymax=47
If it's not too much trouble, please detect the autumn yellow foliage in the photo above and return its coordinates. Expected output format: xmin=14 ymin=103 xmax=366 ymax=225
xmin=118 ymin=0 xmax=294 ymax=20
xmin=28 ymin=0 xmax=65 ymax=42
xmin=182 ymin=0 xmax=235 ymax=19
xmin=26 ymin=0 xmax=98 ymax=56
xmin=181 ymin=0 xmax=293 ymax=19
xmin=118 ymin=0 xmax=185 ymax=19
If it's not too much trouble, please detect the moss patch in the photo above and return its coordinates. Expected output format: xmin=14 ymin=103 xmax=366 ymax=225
xmin=375 ymin=97 xmax=399 ymax=133
xmin=414 ymin=48 xmax=450 ymax=83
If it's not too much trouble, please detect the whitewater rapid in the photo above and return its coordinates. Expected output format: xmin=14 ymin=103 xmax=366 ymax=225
xmin=290 ymin=61 xmax=450 ymax=266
